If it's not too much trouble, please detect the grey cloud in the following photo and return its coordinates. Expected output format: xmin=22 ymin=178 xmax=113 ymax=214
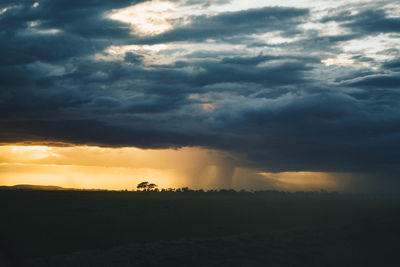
xmin=180 ymin=0 xmax=231 ymax=7
xmin=192 ymin=60 xmax=313 ymax=87
xmin=124 ymin=52 xmax=144 ymax=63
xmin=382 ymin=58 xmax=400 ymax=70
xmin=323 ymin=9 xmax=400 ymax=34
xmin=1 ymin=1 xmax=400 ymax=191
xmin=0 ymin=0 xmax=145 ymax=67
xmin=220 ymin=54 xmax=320 ymax=66
xmin=138 ymin=7 xmax=309 ymax=43
xmin=348 ymin=74 xmax=400 ymax=88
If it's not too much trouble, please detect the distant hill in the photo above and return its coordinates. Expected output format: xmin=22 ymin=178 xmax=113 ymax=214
xmin=0 ymin=184 xmax=75 ymax=191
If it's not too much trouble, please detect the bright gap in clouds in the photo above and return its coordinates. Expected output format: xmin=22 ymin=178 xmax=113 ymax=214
xmin=321 ymin=58 xmax=355 ymax=66
xmin=107 ymin=1 xmax=176 ymax=36
xmin=0 ymin=145 xmax=344 ymax=191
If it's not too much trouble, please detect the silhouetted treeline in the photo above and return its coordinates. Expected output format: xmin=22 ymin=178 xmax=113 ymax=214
xmin=133 ymin=187 xmax=341 ymax=196
xmin=3 ymin=185 xmax=400 ymax=202
xmin=1 ymin=184 xmax=341 ymax=196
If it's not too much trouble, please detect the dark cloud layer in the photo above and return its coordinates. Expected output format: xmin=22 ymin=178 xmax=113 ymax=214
xmin=139 ymin=6 xmax=309 ymax=43
xmin=323 ymin=9 xmax=400 ymax=34
xmin=1 ymin=0 xmax=400 ymax=190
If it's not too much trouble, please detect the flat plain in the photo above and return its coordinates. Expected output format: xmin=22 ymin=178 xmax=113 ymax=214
xmin=1 ymin=189 xmax=400 ymax=266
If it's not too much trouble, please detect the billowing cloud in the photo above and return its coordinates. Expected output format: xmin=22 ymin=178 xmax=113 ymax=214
xmin=1 ymin=0 xmax=399 ymax=191
xmin=323 ymin=9 xmax=400 ymax=34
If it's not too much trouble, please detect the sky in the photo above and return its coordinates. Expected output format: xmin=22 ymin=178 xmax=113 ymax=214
xmin=0 ymin=0 xmax=399 ymax=192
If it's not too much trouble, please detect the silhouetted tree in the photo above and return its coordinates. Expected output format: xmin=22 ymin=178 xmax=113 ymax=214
xmin=147 ymin=183 xmax=157 ymax=191
xmin=137 ymin=182 xmax=158 ymax=191
xmin=137 ymin=181 xmax=149 ymax=191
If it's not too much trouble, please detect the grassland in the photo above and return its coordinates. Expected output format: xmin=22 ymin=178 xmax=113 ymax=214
xmin=1 ymin=189 xmax=400 ymax=266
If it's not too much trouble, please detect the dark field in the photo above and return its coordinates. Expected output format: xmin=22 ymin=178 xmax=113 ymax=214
xmin=1 ymin=189 xmax=400 ymax=266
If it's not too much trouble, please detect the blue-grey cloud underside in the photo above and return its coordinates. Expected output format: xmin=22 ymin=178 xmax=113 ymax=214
xmin=1 ymin=0 xmax=399 ymax=187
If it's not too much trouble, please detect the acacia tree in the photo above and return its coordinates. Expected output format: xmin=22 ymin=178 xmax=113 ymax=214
xmin=147 ymin=183 xmax=157 ymax=191
xmin=137 ymin=181 xmax=149 ymax=191
xmin=137 ymin=182 xmax=158 ymax=191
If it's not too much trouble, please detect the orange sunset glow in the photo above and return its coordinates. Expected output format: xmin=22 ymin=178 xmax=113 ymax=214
xmin=0 ymin=145 xmax=342 ymax=191
xmin=2 ymin=0 xmax=399 ymax=264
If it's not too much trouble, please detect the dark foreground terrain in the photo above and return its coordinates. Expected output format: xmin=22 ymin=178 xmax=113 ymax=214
xmin=1 ymin=189 xmax=400 ymax=266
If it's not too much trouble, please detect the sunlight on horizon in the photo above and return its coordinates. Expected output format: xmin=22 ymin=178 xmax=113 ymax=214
xmin=0 ymin=145 xmax=342 ymax=191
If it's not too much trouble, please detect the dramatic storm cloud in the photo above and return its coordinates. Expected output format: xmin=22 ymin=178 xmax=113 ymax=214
xmin=1 ymin=0 xmax=399 ymax=191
